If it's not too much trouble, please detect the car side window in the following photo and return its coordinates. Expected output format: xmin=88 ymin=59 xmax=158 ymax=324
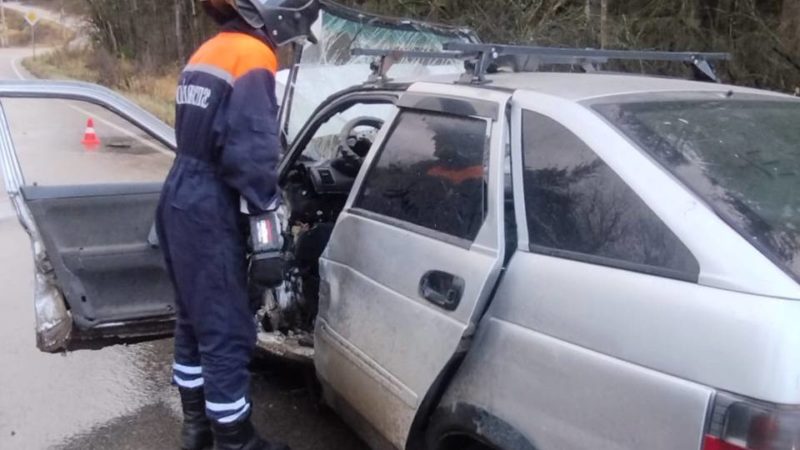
xmin=521 ymin=110 xmax=699 ymax=280
xmin=355 ymin=110 xmax=488 ymax=242
xmin=2 ymin=98 xmax=172 ymax=185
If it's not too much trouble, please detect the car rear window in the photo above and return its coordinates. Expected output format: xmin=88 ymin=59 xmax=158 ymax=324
xmin=521 ymin=111 xmax=699 ymax=281
xmin=595 ymin=98 xmax=800 ymax=282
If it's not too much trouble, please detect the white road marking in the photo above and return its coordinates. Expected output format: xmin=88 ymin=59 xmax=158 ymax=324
xmin=10 ymin=57 xmax=26 ymax=81
xmin=10 ymin=55 xmax=173 ymax=157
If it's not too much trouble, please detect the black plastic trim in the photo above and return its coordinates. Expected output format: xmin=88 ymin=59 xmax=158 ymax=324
xmin=66 ymin=318 xmax=174 ymax=351
xmin=398 ymin=93 xmax=499 ymax=120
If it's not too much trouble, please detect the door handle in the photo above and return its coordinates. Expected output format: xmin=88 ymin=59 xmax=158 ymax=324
xmin=147 ymin=223 xmax=160 ymax=248
xmin=419 ymin=270 xmax=465 ymax=311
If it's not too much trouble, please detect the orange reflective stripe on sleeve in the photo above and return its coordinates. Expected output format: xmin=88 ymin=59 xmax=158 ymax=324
xmin=187 ymin=32 xmax=278 ymax=82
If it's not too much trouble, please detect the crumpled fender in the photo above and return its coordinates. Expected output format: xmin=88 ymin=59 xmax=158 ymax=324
xmin=14 ymin=192 xmax=72 ymax=352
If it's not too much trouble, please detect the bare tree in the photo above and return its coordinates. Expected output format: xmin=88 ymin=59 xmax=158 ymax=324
xmin=175 ymin=0 xmax=185 ymax=62
xmin=782 ymin=0 xmax=800 ymax=55
xmin=600 ymin=0 xmax=609 ymax=48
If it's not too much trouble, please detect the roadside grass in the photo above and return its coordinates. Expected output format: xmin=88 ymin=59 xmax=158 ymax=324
xmin=23 ymin=46 xmax=178 ymax=125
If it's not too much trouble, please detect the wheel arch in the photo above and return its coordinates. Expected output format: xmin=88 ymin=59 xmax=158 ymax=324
xmin=425 ymin=402 xmax=537 ymax=450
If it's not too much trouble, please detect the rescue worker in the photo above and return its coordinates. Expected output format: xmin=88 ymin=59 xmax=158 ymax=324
xmin=156 ymin=1 xmax=320 ymax=449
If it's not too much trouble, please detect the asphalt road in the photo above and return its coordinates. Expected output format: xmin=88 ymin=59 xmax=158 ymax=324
xmin=0 ymin=43 xmax=367 ymax=450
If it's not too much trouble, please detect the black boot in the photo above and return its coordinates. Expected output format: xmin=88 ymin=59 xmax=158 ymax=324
xmin=179 ymin=387 xmax=214 ymax=450
xmin=211 ymin=414 xmax=290 ymax=450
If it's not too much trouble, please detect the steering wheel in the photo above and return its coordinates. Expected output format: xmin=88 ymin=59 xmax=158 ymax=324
xmin=338 ymin=116 xmax=385 ymax=158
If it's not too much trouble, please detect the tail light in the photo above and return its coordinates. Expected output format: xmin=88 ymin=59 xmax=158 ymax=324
xmin=704 ymin=393 xmax=800 ymax=450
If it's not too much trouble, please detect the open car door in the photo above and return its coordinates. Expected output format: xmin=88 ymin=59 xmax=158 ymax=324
xmin=0 ymin=80 xmax=176 ymax=352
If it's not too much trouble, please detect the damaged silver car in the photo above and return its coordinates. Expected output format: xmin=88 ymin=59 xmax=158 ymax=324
xmin=3 ymin=2 xmax=800 ymax=450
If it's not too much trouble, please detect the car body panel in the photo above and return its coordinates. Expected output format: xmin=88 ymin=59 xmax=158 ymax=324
xmin=493 ymin=251 xmax=800 ymax=406
xmin=438 ymin=310 xmax=713 ymax=450
xmin=315 ymin=84 xmax=512 ymax=448
xmin=421 ymin=87 xmax=800 ymax=449
xmin=506 ymin=92 xmax=800 ymax=405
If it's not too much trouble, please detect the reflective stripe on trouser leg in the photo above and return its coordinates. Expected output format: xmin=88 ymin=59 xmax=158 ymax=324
xmin=159 ymin=178 xmax=256 ymax=426
xmin=206 ymin=397 xmax=252 ymax=424
xmin=172 ymin=311 xmax=202 ymax=389
xmin=173 ymin=362 xmax=204 ymax=389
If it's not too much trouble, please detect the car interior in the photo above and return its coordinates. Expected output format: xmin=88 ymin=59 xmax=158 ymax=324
xmin=259 ymin=99 xmax=397 ymax=335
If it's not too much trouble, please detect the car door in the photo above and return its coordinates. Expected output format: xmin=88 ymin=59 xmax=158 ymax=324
xmin=315 ymin=84 xmax=512 ymax=448
xmin=0 ymin=80 xmax=176 ymax=352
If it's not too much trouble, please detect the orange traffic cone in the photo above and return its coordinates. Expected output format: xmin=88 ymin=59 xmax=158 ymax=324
xmin=81 ymin=118 xmax=101 ymax=150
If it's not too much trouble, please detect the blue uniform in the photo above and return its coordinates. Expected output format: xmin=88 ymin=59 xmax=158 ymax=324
xmin=156 ymin=20 xmax=280 ymax=425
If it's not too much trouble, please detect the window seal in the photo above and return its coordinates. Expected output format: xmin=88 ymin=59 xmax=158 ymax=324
xmin=529 ymin=244 xmax=699 ymax=283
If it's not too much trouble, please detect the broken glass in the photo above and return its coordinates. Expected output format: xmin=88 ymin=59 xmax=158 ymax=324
xmin=278 ymin=3 xmax=479 ymax=146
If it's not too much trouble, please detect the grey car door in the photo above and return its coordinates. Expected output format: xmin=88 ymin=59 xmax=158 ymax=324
xmin=0 ymin=80 xmax=176 ymax=352
xmin=315 ymin=85 xmax=512 ymax=448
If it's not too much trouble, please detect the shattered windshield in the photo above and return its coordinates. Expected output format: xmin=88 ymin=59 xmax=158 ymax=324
xmin=278 ymin=2 xmax=478 ymax=145
xmin=596 ymin=97 xmax=800 ymax=282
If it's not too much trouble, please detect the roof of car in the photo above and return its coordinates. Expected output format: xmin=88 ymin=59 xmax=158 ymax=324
xmin=417 ymin=71 xmax=795 ymax=102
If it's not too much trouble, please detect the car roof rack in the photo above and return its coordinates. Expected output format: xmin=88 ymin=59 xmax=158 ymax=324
xmin=351 ymin=48 xmax=467 ymax=84
xmin=351 ymin=42 xmax=732 ymax=85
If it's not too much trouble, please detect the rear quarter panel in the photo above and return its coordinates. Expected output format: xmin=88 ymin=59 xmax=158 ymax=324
xmin=436 ymin=256 xmax=715 ymax=449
